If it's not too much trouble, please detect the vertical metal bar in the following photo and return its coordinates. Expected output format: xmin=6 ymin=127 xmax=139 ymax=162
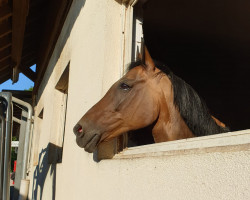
xmin=2 ymin=93 xmax=12 ymax=200
xmin=0 ymin=113 xmax=5 ymax=199
xmin=0 ymin=92 xmax=12 ymax=200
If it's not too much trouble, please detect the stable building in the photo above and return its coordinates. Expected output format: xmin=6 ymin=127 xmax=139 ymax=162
xmin=0 ymin=0 xmax=250 ymax=199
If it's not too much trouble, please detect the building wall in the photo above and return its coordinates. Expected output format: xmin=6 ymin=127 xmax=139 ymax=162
xmin=27 ymin=0 xmax=250 ymax=199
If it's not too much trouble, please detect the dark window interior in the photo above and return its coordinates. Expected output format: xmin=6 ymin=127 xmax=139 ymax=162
xmin=128 ymin=0 xmax=250 ymax=147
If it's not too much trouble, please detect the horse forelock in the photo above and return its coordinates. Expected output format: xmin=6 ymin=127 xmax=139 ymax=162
xmin=127 ymin=60 xmax=145 ymax=72
xmin=128 ymin=60 xmax=230 ymax=136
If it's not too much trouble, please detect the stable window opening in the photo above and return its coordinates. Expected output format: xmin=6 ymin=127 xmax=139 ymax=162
xmin=126 ymin=0 xmax=250 ymax=147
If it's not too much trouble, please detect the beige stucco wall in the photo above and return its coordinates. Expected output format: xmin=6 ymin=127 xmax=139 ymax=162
xmin=27 ymin=0 xmax=250 ymax=199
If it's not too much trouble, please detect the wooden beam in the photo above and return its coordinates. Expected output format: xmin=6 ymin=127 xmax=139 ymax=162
xmin=0 ymin=21 xmax=11 ymax=38
xmin=20 ymin=66 xmax=36 ymax=82
xmin=27 ymin=4 xmax=44 ymax=19
xmin=0 ymin=4 xmax=12 ymax=21
xmin=0 ymin=67 xmax=11 ymax=84
xmin=30 ymin=0 xmax=44 ymax=9
xmin=21 ymin=51 xmax=36 ymax=62
xmin=0 ymin=67 xmax=10 ymax=76
xmin=26 ymin=16 xmax=41 ymax=26
xmin=0 ymin=65 xmax=10 ymax=73
xmin=0 ymin=58 xmax=10 ymax=70
xmin=0 ymin=35 xmax=11 ymax=51
xmin=23 ymin=35 xmax=39 ymax=49
xmin=0 ymin=55 xmax=10 ymax=63
xmin=0 ymin=70 xmax=10 ymax=79
xmin=21 ymin=56 xmax=36 ymax=66
xmin=0 ymin=73 xmax=11 ymax=83
xmin=0 ymin=48 xmax=11 ymax=62
xmin=22 ymin=40 xmax=36 ymax=52
xmin=11 ymin=0 xmax=29 ymax=83
xmin=24 ymin=23 xmax=40 ymax=36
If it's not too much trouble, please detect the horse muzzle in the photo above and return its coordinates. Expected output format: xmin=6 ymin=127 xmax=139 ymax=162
xmin=73 ymin=123 xmax=101 ymax=153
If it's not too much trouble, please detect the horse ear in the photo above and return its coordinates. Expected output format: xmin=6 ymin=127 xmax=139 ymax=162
xmin=136 ymin=46 xmax=142 ymax=61
xmin=144 ymin=46 xmax=155 ymax=71
xmin=139 ymin=38 xmax=155 ymax=71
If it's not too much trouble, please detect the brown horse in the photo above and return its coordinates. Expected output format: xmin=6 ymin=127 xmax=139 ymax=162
xmin=73 ymin=47 xmax=229 ymax=153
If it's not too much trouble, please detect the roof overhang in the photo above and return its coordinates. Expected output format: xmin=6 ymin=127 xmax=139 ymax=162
xmin=0 ymin=0 xmax=73 ymax=90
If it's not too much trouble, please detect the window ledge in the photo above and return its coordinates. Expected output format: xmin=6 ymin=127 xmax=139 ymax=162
xmin=114 ymin=130 xmax=250 ymax=159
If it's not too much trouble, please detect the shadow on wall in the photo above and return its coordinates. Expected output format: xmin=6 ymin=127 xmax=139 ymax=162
xmin=32 ymin=143 xmax=62 ymax=200
xmin=37 ymin=0 xmax=86 ymax=101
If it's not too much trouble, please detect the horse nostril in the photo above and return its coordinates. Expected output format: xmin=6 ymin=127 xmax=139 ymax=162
xmin=78 ymin=127 xmax=82 ymax=133
xmin=73 ymin=124 xmax=83 ymax=136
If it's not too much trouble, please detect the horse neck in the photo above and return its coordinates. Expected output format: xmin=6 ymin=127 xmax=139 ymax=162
xmin=151 ymin=78 xmax=194 ymax=143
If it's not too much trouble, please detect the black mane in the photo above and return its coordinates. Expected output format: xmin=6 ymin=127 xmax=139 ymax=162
xmin=128 ymin=60 xmax=230 ymax=136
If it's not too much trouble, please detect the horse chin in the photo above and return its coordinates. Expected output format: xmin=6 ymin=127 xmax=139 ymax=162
xmin=76 ymin=133 xmax=101 ymax=153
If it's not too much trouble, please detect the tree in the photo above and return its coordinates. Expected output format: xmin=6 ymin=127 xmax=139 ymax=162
xmin=24 ymin=87 xmax=33 ymax=91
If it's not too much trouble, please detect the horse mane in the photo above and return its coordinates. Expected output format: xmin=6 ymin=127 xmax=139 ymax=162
xmin=128 ymin=60 xmax=230 ymax=136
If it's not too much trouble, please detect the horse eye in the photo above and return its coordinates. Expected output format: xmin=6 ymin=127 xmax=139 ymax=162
xmin=120 ymin=83 xmax=131 ymax=91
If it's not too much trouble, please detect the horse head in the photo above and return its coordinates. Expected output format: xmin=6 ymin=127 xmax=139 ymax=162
xmin=73 ymin=47 xmax=184 ymax=152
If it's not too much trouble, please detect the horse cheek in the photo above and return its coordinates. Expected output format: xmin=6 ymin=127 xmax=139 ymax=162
xmin=133 ymin=97 xmax=158 ymax=129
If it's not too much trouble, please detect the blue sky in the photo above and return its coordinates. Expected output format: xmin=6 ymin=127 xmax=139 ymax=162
xmin=0 ymin=65 xmax=36 ymax=92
